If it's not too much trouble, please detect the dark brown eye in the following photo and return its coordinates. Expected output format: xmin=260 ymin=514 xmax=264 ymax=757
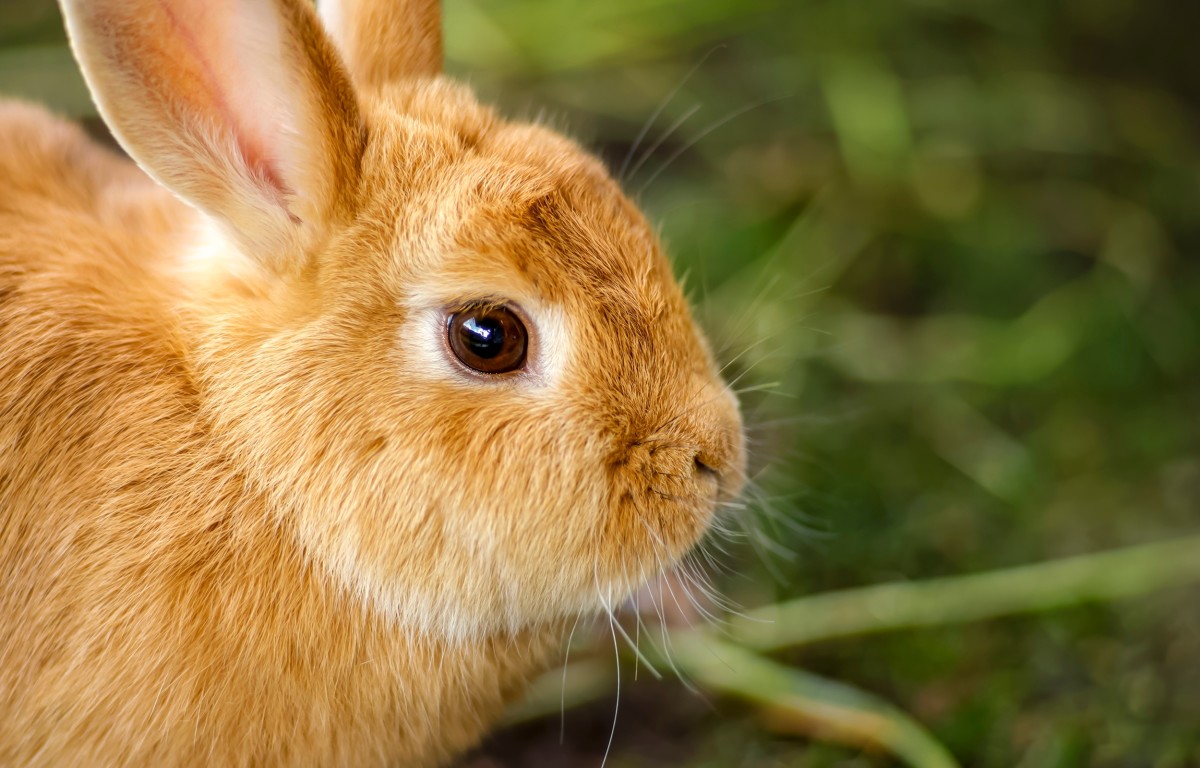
xmin=446 ymin=305 xmax=528 ymax=374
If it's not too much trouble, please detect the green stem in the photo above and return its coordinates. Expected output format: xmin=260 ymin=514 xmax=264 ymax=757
xmin=671 ymin=635 xmax=960 ymax=768
xmin=727 ymin=535 xmax=1200 ymax=652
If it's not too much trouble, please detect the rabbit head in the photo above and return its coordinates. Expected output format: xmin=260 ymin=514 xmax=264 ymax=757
xmin=62 ymin=0 xmax=746 ymax=639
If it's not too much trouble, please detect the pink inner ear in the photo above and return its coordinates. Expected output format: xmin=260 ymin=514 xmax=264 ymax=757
xmin=153 ymin=0 xmax=293 ymax=204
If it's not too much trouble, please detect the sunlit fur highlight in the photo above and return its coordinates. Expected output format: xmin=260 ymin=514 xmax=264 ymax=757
xmin=0 ymin=0 xmax=745 ymax=764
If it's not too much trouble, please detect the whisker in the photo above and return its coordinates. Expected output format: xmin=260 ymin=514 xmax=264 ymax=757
xmin=637 ymin=531 xmax=701 ymax=695
xmin=559 ymin=613 xmax=582 ymax=745
xmin=609 ymin=601 xmax=664 ymax=681
xmin=637 ymin=94 xmax=793 ymax=196
xmin=734 ymin=381 xmax=787 ymax=397
xmin=672 ymin=563 xmax=726 ymax=625
xmin=712 ymin=272 xmax=785 ymax=359
xmin=718 ymin=331 xmax=778 ymax=378
xmin=599 ymin=605 xmax=621 ymax=768
xmin=636 ymin=562 xmax=691 ymax=687
xmin=682 ymin=539 xmax=747 ymax=616
xmin=744 ymin=520 xmax=794 ymax=583
xmin=618 ymin=45 xmax=726 ymax=181
xmin=626 ymin=102 xmax=702 ymax=182
xmin=632 ymin=567 xmax=642 ymax=681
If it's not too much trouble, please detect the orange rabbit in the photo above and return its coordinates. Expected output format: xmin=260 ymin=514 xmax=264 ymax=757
xmin=0 ymin=0 xmax=745 ymax=764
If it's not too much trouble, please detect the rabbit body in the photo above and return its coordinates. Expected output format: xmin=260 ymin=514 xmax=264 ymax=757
xmin=0 ymin=0 xmax=744 ymax=765
xmin=0 ymin=100 xmax=558 ymax=766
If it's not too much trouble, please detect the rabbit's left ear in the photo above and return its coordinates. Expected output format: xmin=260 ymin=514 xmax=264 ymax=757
xmin=61 ymin=0 xmax=365 ymax=268
xmin=318 ymin=0 xmax=442 ymax=87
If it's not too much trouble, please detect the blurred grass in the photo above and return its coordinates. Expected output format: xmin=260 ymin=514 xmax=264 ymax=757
xmin=506 ymin=537 xmax=1200 ymax=766
xmin=4 ymin=0 xmax=1199 ymax=765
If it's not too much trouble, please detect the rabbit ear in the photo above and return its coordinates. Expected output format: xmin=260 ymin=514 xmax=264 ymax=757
xmin=61 ymin=0 xmax=365 ymax=268
xmin=318 ymin=0 xmax=443 ymax=86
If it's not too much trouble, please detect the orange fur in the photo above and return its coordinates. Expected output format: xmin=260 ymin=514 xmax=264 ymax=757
xmin=0 ymin=0 xmax=745 ymax=764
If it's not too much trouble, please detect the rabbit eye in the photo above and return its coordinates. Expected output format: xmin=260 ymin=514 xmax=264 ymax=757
xmin=446 ymin=306 xmax=528 ymax=374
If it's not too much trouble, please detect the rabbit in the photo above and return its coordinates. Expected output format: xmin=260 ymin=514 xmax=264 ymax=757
xmin=0 ymin=0 xmax=745 ymax=765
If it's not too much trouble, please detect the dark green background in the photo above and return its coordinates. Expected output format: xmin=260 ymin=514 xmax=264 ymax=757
xmin=3 ymin=1 xmax=1198 ymax=765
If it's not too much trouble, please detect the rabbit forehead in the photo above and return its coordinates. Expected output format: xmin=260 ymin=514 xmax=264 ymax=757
xmin=350 ymin=105 xmax=704 ymax=360
xmin=354 ymin=87 xmax=664 ymax=295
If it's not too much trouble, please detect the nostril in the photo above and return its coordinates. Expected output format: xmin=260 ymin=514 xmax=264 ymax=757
xmin=693 ymin=453 xmax=719 ymax=479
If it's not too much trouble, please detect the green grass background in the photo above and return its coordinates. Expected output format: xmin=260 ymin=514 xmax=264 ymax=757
xmin=3 ymin=1 xmax=1199 ymax=765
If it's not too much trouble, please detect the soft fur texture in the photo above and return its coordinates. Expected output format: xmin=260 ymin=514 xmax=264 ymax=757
xmin=0 ymin=0 xmax=745 ymax=765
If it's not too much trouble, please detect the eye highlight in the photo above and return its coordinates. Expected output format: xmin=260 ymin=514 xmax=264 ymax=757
xmin=446 ymin=305 xmax=529 ymax=374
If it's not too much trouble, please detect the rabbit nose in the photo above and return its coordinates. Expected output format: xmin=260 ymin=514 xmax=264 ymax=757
xmin=693 ymin=452 xmax=720 ymax=478
xmin=685 ymin=378 xmax=746 ymax=496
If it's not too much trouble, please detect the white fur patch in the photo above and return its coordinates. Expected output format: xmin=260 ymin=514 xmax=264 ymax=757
xmin=175 ymin=215 xmax=269 ymax=285
xmin=316 ymin=0 xmax=346 ymax=49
